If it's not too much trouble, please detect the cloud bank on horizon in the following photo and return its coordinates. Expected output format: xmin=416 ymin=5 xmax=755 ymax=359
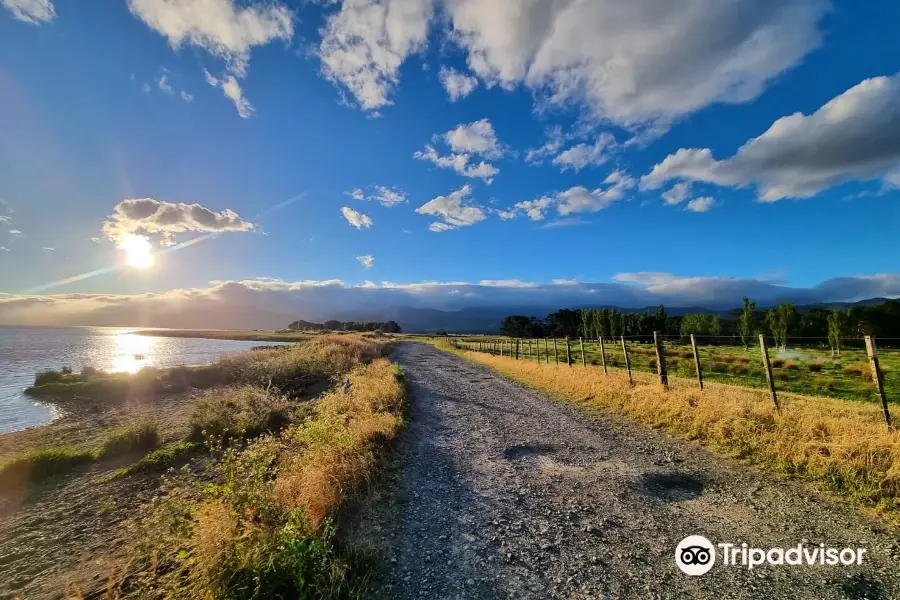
xmin=2 ymin=273 xmax=898 ymax=328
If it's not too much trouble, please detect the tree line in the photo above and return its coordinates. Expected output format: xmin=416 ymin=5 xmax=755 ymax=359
xmin=499 ymin=299 xmax=900 ymax=352
xmin=287 ymin=319 xmax=402 ymax=333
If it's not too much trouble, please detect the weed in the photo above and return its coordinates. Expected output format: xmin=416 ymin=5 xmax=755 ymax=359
xmin=0 ymin=447 xmax=94 ymax=490
xmin=96 ymin=422 xmax=160 ymax=459
xmin=112 ymin=442 xmax=200 ymax=478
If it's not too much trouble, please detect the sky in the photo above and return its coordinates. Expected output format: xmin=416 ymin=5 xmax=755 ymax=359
xmin=1 ymin=0 xmax=899 ymax=325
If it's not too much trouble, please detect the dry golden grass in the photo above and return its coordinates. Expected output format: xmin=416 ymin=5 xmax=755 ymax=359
xmin=448 ymin=346 xmax=900 ymax=523
xmin=274 ymin=358 xmax=406 ymax=530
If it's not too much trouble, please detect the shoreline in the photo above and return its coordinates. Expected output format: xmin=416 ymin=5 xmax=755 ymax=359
xmin=133 ymin=329 xmax=310 ymax=342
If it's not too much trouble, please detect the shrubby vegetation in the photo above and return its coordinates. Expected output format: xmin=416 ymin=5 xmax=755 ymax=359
xmin=287 ymin=319 xmax=401 ymax=333
xmin=499 ymin=299 xmax=900 ymax=350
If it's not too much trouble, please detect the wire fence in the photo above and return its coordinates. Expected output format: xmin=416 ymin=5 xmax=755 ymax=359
xmin=448 ymin=332 xmax=895 ymax=427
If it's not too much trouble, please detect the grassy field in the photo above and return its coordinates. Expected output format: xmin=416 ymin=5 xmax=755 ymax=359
xmin=0 ymin=334 xmax=405 ymax=599
xmin=438 ymin=340 xmax=900 ymax=525
xmin=451 ymin=336 xmax=900 ymax=405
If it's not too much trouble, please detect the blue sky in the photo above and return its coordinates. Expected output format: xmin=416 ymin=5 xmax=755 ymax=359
xmin=1 ymin=0 xmax=899 ymax=324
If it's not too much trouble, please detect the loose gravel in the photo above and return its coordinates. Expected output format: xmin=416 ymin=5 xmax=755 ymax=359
xmin=350 ymin=342 xmax=900 ymax=599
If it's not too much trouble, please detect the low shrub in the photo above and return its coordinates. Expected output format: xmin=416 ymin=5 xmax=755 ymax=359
xmin=807 ymin=361 xmax=825 ymax=372
xmin=0 ymin=447 xmax=94 ymax=490
xmin=96 ymin=422 xmax=160 ymax=459
xmin=709 ymin=362 xmax=729 ymax=373
xmin=783 ymin=360 xmax=801 ymax=371
xmin=80 ymin=366 xmax=105 ymax=379
xmin=843 ymin=363 xmax=872 ymax=378
xmin=112 ymin=441 xmax=199 ymax=478
xmin=33 ymin=368 xmax=78 ymax=387
xmin=772 ymin=359 xmax=786 ymax=369
xmin=728 ymin=364 xmax=750 ymax=376
xmin=189 ymin=386 xmax=297 ymax=444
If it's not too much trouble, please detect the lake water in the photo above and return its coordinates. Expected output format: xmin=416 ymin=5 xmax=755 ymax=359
xmin=0 ymin=326 xmax=290 ymax=434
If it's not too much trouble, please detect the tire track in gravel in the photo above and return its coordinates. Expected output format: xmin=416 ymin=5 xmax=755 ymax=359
xmin=351 ymin=342 xmax=900 ymax=599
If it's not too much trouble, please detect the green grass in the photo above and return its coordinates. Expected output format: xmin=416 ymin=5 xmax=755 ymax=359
xmin=111 ymin=441 xmax=200 ymax=478
xmin=0 ymin=447 xmax=95 ymax=489
xmin=455 ymin=337 xmax=900 ymax=405
xmin=95 ymin=423 xmax=160 ymax=459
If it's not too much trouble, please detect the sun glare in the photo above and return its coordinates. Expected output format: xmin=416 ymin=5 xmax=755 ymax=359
xmin=120 ymin=234 xmax=154 ymax=269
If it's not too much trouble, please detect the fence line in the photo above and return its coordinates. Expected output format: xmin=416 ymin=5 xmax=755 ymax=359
xmin=447 ymin=332 xmax=893 ymax=428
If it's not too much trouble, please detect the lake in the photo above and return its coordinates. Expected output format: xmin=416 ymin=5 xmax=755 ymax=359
xmin=0 ymin=326 xmax=290 ymax=434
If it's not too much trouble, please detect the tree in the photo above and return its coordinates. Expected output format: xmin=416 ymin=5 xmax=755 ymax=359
xmin=655 ymin=304 xmax=667 ymax=333
xmin=680 ymin=314 xmax=720 ymax=341
xmin=500 ymin=315 xmax=539 ymax=338
xmin=545 ymin=309 xmax=581 ymax=337
xmin=765 ymin=309 xmax=781 ymax=349
xmin=738 ymin=297 xmax=756 ymax=349
xmin=827 ymin=309 xmax=847 ymax=357
xmin=776 ymin=302 xmax=798 ymax=350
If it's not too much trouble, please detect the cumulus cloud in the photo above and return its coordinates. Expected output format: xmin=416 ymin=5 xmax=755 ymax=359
xmin=156 ymin=73 xmax=174 ymax=95
xmin=181 ymin=90 xmax=194 ymax=102
xmin=642 ymin=74 xmax=900 ymax=201
xmin=102 ymin=198 xmax=255 ymax=245
xmin=3 ymin=274 xmax=899 ymax=329
xmin=1 ymin=0 xmax=54 ymax=24
xmin=511 ymin=196 xmax=554 ymax=221
xmin=414 ymin=118 xmax=504 ymax=183
xmin=127 ymin=0 xmax=293 ymax=77
xmin=524 ymin=126 xmax=567 ymax=165
xmin=349 ymin=185 xmax=407 ymax=206
xmin=686 ymin=196 xmax=716 ymax=213
xmin=318 ymin=0 xmax=434 ymax=111
xmin=8 ymin=229 xmax=23 ymax=236
xmin=661 ymin=182 xmax=692 ymax=206
xmin=415 ymin=184 xmax=486 ymax=231
xmin=498 ymin=170 xmax=636 ymax=221
xmin=356 ymin=254 xmax=375 ymax=268
xmin=552 ymin=134 xmax=616 ymax=172
xmin=439 ymin=66 xmax=478 ymax=101
xmin=341 ymin=206 xmax=373 ymax=229
xmin=445 ymin=0 xmax=826 ymax=129
xmin=204 ymin=70 xmax=254 ymax=118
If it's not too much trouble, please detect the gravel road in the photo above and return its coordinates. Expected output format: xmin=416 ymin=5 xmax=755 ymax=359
xmin=351 ymin=342 xmax=900 ymax=599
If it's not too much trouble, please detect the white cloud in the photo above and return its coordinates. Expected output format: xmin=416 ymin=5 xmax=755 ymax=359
xmin=439 ymin=66 xmax=478 ymax=101
xmin=0 ymin=216 xmax=10 ymax=223
xmin=415 ymin=184 xmax=486 ymax=231
xmin=341 ymin=206 xmax=373 ymax=229
xmin=661 ymin=182 xmax=692 ymax=206
xmin=1 ymin=0 xmax=54 ymax=24
xmin=102 ymin=198 xmax=255 ymax=245
xmin=525 ymin=126 xmax=566 ymax=165
xmin=205 ymin=71 xmax=254 ymax=118
xmin=181 ymin=90 xmax=194 ymax=102
xmin=141 ymin=82 xmax=151 ymax=94
xmin=557 ymin=171 xmax=636 ymax=215
xmin=350 ymin=185 xmax=407 ymax=206
xmin=413 ymin=144 xmax=498 ymax=183
xmin=156 ymin=74 xmax=174 ymax=95
xmin=8 ymin=229 xmax=23 ymax=236
xmin=512 ymin=196 xmax=554 ymax=221
xmin=443 ymin=118 xmax=504 ymax=159
xmin=414 ymin=119 xmax=504 ymax=183
xmin=643 ymin=74 xmax=900 ymax=201
xmin=356 ymin=254 xmax=375 ymax=268
xmin=551 ymin=133 xmax=616 ymax=172
xmin=127 ymin=0 xmax=293 ymax=77
xmin=42 ymin=247 xmax=54 ymax=251
xmin=686 ymin=196 xmax=716 ymax=212
xmin=0 ymin=246 xmax=9 ymax=252
xmin=445 ymin=0 xmax=826 ymax=128
xmin=318 ymin=0 xmax=434 ymax=111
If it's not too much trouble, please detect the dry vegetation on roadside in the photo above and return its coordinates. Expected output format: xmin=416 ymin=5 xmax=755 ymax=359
xmin=443 ymin=342 xmax=900 ymax=524
xmin=1 ymin=335 xmax=405 ymax=600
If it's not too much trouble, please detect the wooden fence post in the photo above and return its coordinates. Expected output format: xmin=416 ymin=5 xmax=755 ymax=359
xmin=543 ymin=338 xmax=549 ymax=364
xmin=579 ymin=337 xmax=586 ymax=366
xmin=759 ymin=334 xmax=780 ymax=411
xmin=621 ymin=336 xmax=633 ymax=386
xmin=553 ymin=338 xmax=560 ymax=366
xmin=515 ymin=339 xmax=520 ymax=360
xmin=690 ymin=334 xmax=703 ymax=391
xmin=865 ymin=336 xmax=892 ymax=428
xmin=565 ymin=336 xmax=571 ymax=366
xmin=653 ymin=331 xmax=668 ymax=390
xmin=599 ymin=336 xmax=608 ymax=374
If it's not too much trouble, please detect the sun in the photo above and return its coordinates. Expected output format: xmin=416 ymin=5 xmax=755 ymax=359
xmin=120 ymin=234 xmax=154 ymax=269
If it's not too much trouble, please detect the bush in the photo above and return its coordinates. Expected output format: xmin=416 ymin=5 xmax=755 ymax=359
xmin=0 ymin=447 xmax=94 ymax=489
xmin=33 ymin=369 xmax=71 ymax=386
xmin=807 ymin=361 xmax=825 ymax=372
xmin=80 ymin=366 xmax=105 ymax=379
xmin=783 ymin=360 xmax=801 ymax=371
xmin=112 ymin=442 xmax=199 ymax=478
xmin=709 ymin=362 xmax=729 ymax=373
xmin=728 ymin=364 xmax=749 ymax=376
xmin=96 ymin=422 xmax=160 ymax=459
xmin=771 ymin=359 xmax=785 ymax=369
xmin=189 ymin=386 xmax=296 ymax=444
xmin=843 ymin=363 xmax=872 ymax=378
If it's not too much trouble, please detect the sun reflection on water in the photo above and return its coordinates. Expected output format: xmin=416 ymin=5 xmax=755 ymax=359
xmin=111 ymin=333 xmax=157 ymax=373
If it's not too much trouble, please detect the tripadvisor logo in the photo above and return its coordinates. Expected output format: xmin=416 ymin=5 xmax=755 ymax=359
xmin=675 ymin=536 xmax=867 ymax=576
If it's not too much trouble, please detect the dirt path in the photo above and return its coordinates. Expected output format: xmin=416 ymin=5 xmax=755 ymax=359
xmin=352 ymin=342 xmax=900 ymax=599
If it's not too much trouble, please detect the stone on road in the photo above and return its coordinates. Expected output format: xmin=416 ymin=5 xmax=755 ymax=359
xmin=352 ymin=342 xmax=899 ymax=599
